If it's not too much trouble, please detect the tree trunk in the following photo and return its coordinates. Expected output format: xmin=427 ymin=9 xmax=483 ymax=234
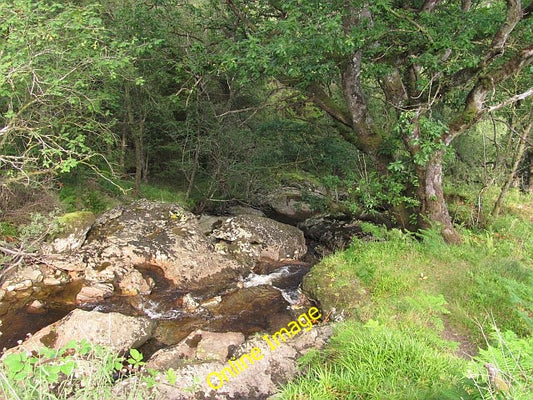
xmin=143 ymin=153 xmax=149 ymax=183
xmin=415 ymin=151 xmax=462 ymax=244
xmin=133 ymin=134 xmax=142 ymax=197
xmin=528 ymin=150 xmax=533 ymax=194
xmin=491 ymin=113 xmax=531 ymax=217
xmin=120 ymin=121 xmax=127 ymax=170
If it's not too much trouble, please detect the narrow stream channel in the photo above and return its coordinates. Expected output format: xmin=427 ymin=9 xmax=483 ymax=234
xmin=0 ymin=260 xmax=313 ymax=356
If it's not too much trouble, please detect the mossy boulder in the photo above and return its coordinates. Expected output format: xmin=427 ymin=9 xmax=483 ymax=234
xmin=54 ymin=201 xmax=246 ymax=295
xmin=211 ymin=215 xmax=307 ymax=267
xmin=302 ymin=257 xmax=369 ymax=320
xmin=45 ymin=211 xmax=96 ymax=254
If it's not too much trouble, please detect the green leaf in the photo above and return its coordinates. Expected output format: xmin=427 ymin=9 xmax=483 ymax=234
xmin=129 ymin=348 xmax=143 ymax=363
xmin=166 ymin=368 xmax=177 ymax=385
xmin=60 ymin=361 xmax=76 ymax=376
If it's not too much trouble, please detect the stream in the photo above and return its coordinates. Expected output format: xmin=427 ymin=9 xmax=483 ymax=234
xmin=0 ymin=259 xmax=312 ymax=356
xmin=0 ymin=202 xmax=361 ymax=362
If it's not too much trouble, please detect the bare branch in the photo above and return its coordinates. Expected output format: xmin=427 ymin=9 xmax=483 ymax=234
xmin=487 ymin=87 xmax=533 ymax=113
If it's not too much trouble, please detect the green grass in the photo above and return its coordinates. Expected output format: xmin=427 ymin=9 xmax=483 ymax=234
xmin=278 ymin=322 xmax=467 ymax=400
xmin=0 ymin=222 xmax=18 ymax=238
xmin=306 ymin=210 xmax=533 ymax=342
xmin=292 ymin=190 xmax=533 ymax=399
xmin=59 ymin=178 xmax=191 ymax=215
xmin=136 ymin=184 xmax=190 ymax=206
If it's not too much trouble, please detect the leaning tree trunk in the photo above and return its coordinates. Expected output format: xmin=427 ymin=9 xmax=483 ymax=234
xmin=491 ymin=113 xmax=531 ymax=217
xmin=414 ymin=151 xmax=461 ymax=244
xmin=528 ymin=150 xmax=533 ymax=194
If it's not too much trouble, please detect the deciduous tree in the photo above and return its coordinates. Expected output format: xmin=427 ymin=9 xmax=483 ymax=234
xmin=216 ymin=0 xmax=533 ymax=242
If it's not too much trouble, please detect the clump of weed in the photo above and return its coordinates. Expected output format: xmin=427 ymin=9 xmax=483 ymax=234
xmin=465 ymin=325 xmax=533 ymax=399
xmin=0 ymin=340 xmax=156 ymax=400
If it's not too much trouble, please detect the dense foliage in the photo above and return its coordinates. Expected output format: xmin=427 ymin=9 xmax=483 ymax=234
xmin=0 ymin=1 xmax=530 ymax=229
xmin=0 ymin=2 xmax=532 ymax=399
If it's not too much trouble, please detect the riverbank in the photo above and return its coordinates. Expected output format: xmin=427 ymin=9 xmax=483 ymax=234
xmin=280 ymin=194 xmax=533 ymax=399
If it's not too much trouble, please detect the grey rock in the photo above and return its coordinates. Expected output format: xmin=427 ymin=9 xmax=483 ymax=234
xmin=4 ymin=309 xmax=156 ymax=354
xmin=212 ymin=215 xmax=307 ymax=267
xmin=59 ymin=201 xmax=246 ymax=296
xmin=142 ymin=325 xmax=333 ymax=400
xmin=43 ymin=211 xmax=96 ymax=254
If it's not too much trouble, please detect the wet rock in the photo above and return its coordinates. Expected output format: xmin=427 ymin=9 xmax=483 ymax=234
xmin=211 ymin=215 xmax=306 ymax=267
xmin=42 ymin=277 xmax=63 ymax=286
xmin=75 ymin=283 xmax=114 ymax=304
xmin=5 ymin=309 xmax=155 ymax=354
xmin=153 ymin=317 xmax=211 ymax=347
xmin=181 ymin=293 xmax=199 ymax=313
xmin=140 ymin=325 xmax=333 ymax=400
xmin=298 ymin=215 xmax=366 ymax=256
xmin=20 ymin=268 xmax=44 ymax=283
xmin=27 ymin=299 xmax=46 ymax=314
xmin=200 ymin=295 xmax=221 ymax=309
xmin=117 ymin=269 xmax=153 ymax=296
xmin=209 ymin=286 xmax=288 ymax=334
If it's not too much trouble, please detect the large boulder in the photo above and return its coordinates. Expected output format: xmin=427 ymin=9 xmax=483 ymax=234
xmin=43 ymin=211 xmax=96 ymax=254
xmin=56 ymin=201 xmax=245 ymax=295
xmin=211 ymin=215 xmax=307 ymax=267
xmin=266 ymin=186 xmax=323 ymax=223
xmin=298 ymin=215 xmax=366 ymax=256
xmin=4 ymin=309 xmax=155 ymax=353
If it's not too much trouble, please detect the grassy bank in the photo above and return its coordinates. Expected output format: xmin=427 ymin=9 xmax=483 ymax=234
xmin=280 ymin=192 xmax=533 ymax=399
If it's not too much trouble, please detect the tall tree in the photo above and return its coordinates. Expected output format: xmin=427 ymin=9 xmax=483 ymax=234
xmin=216 ymin=0 xmax=533 ymax=242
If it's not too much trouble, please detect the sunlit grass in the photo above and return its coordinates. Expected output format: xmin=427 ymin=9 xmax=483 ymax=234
xmin=293 ymin=192 xmax=533 ymax=399
xmin=278 ymin=322 xmax=467 ymax=400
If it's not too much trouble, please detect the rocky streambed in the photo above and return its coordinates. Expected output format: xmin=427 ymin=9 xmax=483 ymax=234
xmin=0 ymin=200 xmax=369 ymax=399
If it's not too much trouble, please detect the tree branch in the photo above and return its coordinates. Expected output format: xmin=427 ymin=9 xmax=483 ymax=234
xmin=421 ymin=0 xmax=443 ymax=13
xmin=447 ymin=46 xmax=533 ymax=141
xmin=487 ymin=87 xmax=533 ymax=113
xmin=225 ymin=0 xmax=255 ymax=32
xmin=307 ymin=84 xmax=353 ymax=128
xmin=482 ymin=0 xmax=523 ymax=68
xmin=523 ymin=1 xmax=533 ymax=18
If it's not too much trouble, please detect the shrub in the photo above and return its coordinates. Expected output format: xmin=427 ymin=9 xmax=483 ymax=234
xmin=466 ymin=328 xmax=533 ymax=399
xmin=0 ymin=340 xmax=155 ymax=400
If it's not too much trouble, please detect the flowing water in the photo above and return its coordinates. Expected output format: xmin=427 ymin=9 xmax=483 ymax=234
xmin=0 ymin=261 xmax=313 ymax=355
